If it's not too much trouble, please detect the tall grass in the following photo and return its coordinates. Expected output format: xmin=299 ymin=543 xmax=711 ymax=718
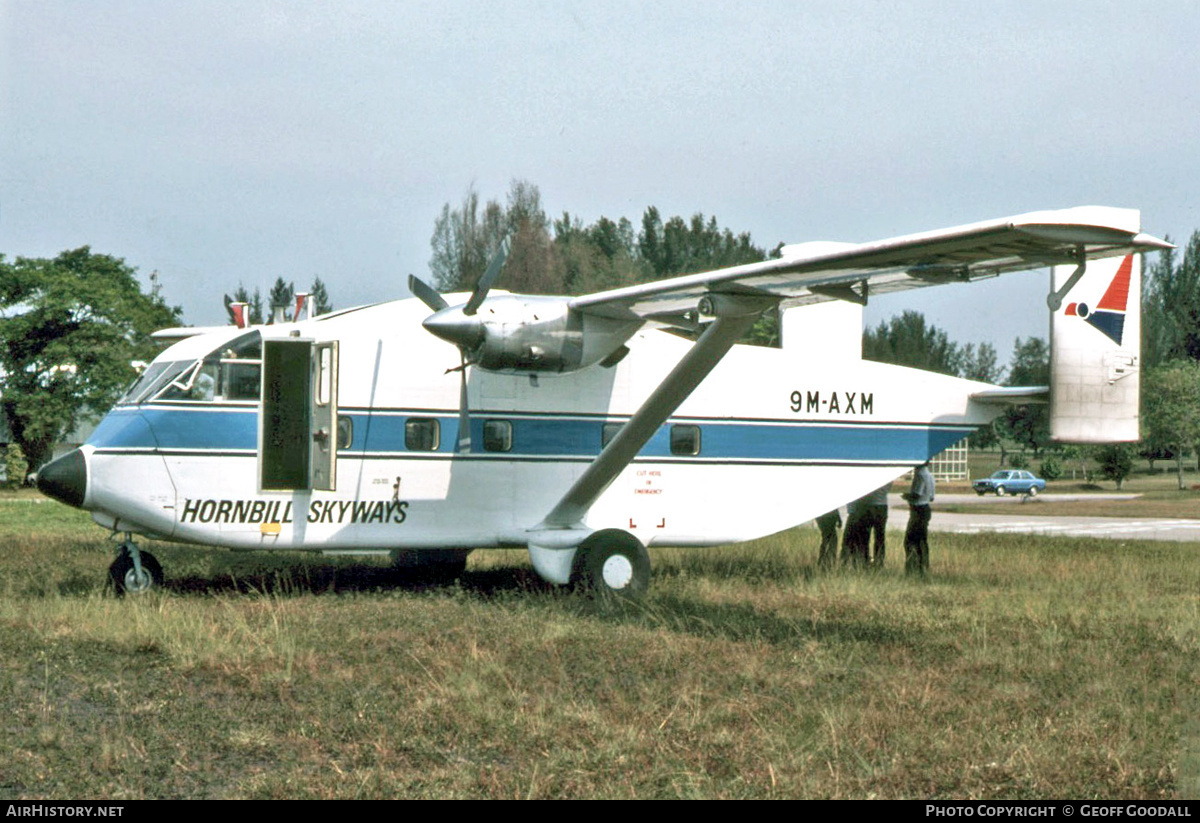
xmin=0 ymin=500 xmax=1195 ymax=799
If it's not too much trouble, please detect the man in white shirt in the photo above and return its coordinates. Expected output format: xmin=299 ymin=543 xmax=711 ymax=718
xmin=901 ymin=461 xmax=935 ymax=576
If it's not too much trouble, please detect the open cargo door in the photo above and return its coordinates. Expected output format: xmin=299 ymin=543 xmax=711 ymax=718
xmin=260 ymin=338 xmax=339 ymax=491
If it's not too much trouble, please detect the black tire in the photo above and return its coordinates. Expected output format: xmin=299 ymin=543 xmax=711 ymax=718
xmin=570 ymin=529 xmax=650 ymax=600
xmin=995 ymin=485 xmax=1007 ymax=497
xmin=975 ymin=490 xmax=985 ymax=496
xmin=1028 ymin=486 xmax=1039 ymax=497
xmin=109 ymin=549 xmax=163 ymax=596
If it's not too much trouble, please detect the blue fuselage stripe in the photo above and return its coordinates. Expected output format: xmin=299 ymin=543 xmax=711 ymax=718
xmin=90 ymin=406 xmax=973 ymax=463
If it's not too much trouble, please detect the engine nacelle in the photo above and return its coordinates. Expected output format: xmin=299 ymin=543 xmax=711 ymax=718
xmin=422 ymin=295 xmax=641 ymax=374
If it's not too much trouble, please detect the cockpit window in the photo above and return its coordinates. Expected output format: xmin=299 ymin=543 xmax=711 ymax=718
xmin=122 ymin=331 xmax=263 ymax=405
xmin=157 ymin=361 xmax=216 ymax=402
xmin=119 ymin=361 xmax=192 ymax=405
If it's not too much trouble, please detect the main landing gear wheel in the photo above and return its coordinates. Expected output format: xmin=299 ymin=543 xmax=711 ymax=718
xmin=570 ymin=529 xmax=650 ymax=601
xmin=109 ymin=545 xmax=163 ymax=596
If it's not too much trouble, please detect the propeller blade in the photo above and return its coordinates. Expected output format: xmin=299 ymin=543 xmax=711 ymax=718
xmin=464 ymin=236 xmax=510 ymax=316
xmin=408 ymin=274 xmax=449 ymax=312
xmin=456 ymin=351 xmax=471 ymax=452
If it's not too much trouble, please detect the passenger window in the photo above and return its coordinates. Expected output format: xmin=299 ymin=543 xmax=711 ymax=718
xmin=670 ymin=424 xmax=701 ymax=456
xmin=405 ymin=418 xmax=440 ymax=451
xmin=222 ymin=363 xmax=259 ymax=400
xmin=483 ymin=420 xmax=512 ymax=452
xmin=601 ymin=422 xmax=623 ymax=448
xmin=219 ymin=333 xmax=263 ymax=401
xmin=337 ymin=416 xmax=353 ymax=450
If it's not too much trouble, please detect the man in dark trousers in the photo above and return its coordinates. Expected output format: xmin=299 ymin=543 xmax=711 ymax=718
xmin=902 ymin=461 xmax=935 ymax=575
xmin=861 ymin=482 xmax=891 ymax=569
xmin=815 ymin=509 xmax=841 ymax=571
xmin=842 ymin=483 xmax=889 ymax=568
xmin=841 ymin=497 xmax=869 ymax=568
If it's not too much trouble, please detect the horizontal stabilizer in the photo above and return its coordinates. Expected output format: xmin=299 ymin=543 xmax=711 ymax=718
xmin=971 ymin=386 xmax=1049 ymax=405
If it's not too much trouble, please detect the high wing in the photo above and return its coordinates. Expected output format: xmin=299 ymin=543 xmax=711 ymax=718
xmin=529 ymin=207 xmax=1169 ymax=545
xmin=569 ymin=206 xmax=1170 ymax=323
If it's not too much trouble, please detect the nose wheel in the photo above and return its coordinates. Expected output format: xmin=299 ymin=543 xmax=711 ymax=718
xmin=109 ymin=536 xmax=163 ymax=596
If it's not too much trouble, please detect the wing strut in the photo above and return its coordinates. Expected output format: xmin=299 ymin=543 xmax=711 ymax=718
xmin=535 ymin=295 xmax=775 ymax=531
xmin=1045 ymin=246 xmax=1086 ymax=311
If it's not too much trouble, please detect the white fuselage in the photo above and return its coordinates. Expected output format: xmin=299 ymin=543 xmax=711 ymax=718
xmin=80 ymin=297 xmax=1000 ymax=553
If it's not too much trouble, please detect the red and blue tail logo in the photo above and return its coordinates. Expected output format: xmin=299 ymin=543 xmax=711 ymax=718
xmin=1063 ymin=255 xmax=1132 ymax=345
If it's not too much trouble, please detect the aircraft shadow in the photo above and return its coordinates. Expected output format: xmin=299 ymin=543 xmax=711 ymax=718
xmin=162 ymin=563 xmax=556 ymax=598
xmin=583 ymin=591 xmax=923 ymax=648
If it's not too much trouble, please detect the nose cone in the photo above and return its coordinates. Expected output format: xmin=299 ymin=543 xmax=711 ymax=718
xmin=37 ymin=449 xmax=88 ymax=508
xmin=422 ymin=308 xmax=484 ymax=350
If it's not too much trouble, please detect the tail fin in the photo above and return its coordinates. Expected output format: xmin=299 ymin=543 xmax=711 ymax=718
xmin=1050 ymin=252 xmax=1140 ymax=442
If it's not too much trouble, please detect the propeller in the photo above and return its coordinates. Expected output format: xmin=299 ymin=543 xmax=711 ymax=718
xmin=407 ymin=274 xmax=448 ymax=313
xmin=464 ymin=237 xmax=510 ymax=315
xmin=407 ymin=238 xmax=510 ymax=452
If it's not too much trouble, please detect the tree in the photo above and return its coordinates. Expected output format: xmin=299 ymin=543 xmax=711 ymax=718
xmin=637 ymin=208 xmax=765 ymax=279
xmin=428 ymin=184 xmax=507 ymax=293
xmin=860 ymin=312 xmax=1007 ymax=450
xmin=231 ymin=284 xmax=264 ymax=325
xmin=267 ymin=277 xmax=294 ymax=323
xmin=309 ymin=277 xmax=333 ymax=315
xmin=1142 ymin=360 xmax=1200 ymax=489
xmin=862 ymin=311 xmax=962 ymax=376
xmin=499 ymin=181 xmax=561 ymax=294
xmin=1057 ymin=444 xmax=1089 ymax=481
xmin=1001 ymin=337 xmax=1051 ymax=456
xmin=0 ymin=248 xmax=181 ymax=468
xmin=4 ymin=443 xmax=28 ymax=488
xmin=554 ymin=210 xmax=652 ymax=295
xmin=429 ymin=184 xmax=772 ymax=303
xmin=229 ymin=277 xmax=331 ymax=323
xmin=1038 ymin=454 xmax=1063 ymax=481
xmin=1142 ymin=233 xmax=1200 ymax=368
xmin=958 ymin=342 xmax=1005 ymax=383
xmin=1005 ymin=336 xmax=1050 ymax=385
xmin=1092 ymin=443 xmax=1136 ymax=490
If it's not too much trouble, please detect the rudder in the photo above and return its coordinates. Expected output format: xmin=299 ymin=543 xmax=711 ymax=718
xmin=1050 ymin=252 xmax=1140 ymax=442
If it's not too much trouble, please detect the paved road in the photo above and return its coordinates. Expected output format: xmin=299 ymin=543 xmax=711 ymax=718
xmin=883 ymin=494 xmax=1200 ymax=542
xmin=926 ymin=511 xmax=1200 ymax=541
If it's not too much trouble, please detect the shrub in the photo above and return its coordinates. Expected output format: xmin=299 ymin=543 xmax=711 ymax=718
xmin=1094 ymin=444 xmax=1136 ymax=490
xmin=3 ymin=443 xmax=28 ymax=489
xmin=1039 ymin=455 xmax=1063 ymax=481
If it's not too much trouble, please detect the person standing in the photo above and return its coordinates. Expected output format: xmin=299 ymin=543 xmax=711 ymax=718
xmin=902 ymin=461 xmax=935 ymax=575
xmin=815 ymin=509 xmax=841 ymax=571
xmin=843 ymin=483 xmax=890 ymax=569
xmin=841 ymin=497 xmax=869 ymax=568
xmin=860 ymin=482 xmax=891 ymax=569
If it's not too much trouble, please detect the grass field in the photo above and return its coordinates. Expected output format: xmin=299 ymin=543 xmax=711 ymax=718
xmin=0 ymin=499 xmax=1196 ymax=799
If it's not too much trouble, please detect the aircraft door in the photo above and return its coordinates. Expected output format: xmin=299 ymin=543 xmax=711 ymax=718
xmin=310 ymin=341 xmax=339 ymax=491
xmin=260 ymin=338 xmax=339 ymax=492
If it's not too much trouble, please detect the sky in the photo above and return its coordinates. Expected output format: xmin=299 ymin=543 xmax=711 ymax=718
xmin=2 ymin=1 xmax=1197 ymax=357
